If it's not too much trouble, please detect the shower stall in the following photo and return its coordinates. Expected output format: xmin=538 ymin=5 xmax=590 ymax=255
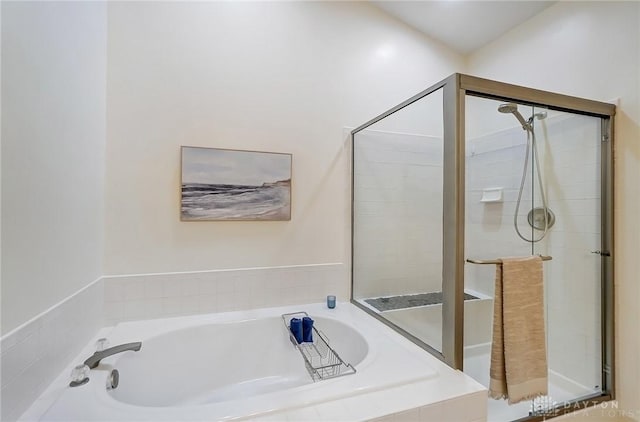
xmin=351 ymin=74 xmax=614 ymax=421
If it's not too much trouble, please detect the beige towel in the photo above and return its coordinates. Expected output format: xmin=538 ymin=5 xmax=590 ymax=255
xmin=489 ymin=256 xmax=548 ymax=404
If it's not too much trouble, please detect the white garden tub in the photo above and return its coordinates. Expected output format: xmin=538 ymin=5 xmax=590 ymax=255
xmin=41 ymin=303 xmax=442 ymax=421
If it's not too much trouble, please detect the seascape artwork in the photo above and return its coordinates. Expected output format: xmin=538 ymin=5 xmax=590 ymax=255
xmin=181 ymin=147 xmax=292 ymax=221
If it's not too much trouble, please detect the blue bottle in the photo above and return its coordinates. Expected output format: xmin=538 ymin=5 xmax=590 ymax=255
xmin=290 ymin=318 xmax=303 ymax=344
xmin=302 ymin=317 xmax=314 ymax=343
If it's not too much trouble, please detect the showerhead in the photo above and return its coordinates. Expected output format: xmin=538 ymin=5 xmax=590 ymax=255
xmin=498 ymin=103 xmax=518 ymax=114
xmin=498 ymin=102 xmax=531 ymax=131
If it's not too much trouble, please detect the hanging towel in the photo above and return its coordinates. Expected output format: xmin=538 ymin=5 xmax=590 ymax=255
xmin=489 ymin=256 xmax=548 ymax=404
xmin=302 ymin=317 xmax=314 ymax=343
xmin=290 ymin=318 xmax=303 ymax=344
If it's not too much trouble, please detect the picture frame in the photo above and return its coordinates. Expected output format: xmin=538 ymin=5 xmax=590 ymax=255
xmin=180 ymin=146 xmax=292 ymax=221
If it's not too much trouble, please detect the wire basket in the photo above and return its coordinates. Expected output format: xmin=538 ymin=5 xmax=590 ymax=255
xmin=282 ymin=311 xmax=356 ymax=382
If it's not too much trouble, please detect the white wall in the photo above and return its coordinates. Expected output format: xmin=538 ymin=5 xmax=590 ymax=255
xmin=104 ymin=1 xmax=463 ymax=276
xmin=1 ymin=1 xmax=107 ymax=335
xmin=468 ymin=0 xmax=640 ymax=413
xmin=0 ymin=1 xmax=3 ymax=331
xmin=1 ymin=2 xmax=107 ymax=419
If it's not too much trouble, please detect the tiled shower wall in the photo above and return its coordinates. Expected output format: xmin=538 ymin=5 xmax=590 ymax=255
xmin=465 ymin=113 xmax=602 ymax=392
xmin=353 ymin=129 xmax=443 ymax=299
xmin=464 ymin=127 xmax=533 ymax=297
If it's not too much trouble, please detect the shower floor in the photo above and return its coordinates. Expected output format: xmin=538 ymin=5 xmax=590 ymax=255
xmin=464 ymin=345 xmax=599 ymax=422
xmin=356 ymin=292 xmax=599 ymax=421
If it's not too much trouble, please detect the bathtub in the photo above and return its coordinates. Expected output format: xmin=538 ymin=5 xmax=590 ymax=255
xmin=40 ymin=303 xmax=455 ymax=421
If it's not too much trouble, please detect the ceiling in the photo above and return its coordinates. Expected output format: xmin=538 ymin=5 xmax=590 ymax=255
xmin=371 ymin=1 xmax=556 ymax=55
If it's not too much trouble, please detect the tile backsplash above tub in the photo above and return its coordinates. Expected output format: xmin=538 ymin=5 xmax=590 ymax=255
xmin=103 ymin=263 xmax=348 ymax=325
xmin=0 ymin=278 xmax=103 ymax=422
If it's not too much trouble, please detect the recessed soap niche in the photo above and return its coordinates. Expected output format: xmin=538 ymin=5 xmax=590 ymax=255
xmin=480 ymin=187 xmax=503 ymax=203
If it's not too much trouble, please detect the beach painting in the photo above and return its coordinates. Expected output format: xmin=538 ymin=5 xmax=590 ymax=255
xmin=181 ymin=146 xmax=292 ymax=221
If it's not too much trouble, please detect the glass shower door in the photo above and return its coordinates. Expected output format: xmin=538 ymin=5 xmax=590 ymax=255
xmin=463 ymin=94 xmax=605 ymax=421
xmin=532 ymin=110 xmax=604 ymax=408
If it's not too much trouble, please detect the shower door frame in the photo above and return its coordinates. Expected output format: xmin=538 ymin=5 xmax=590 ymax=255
xmin=350 ymin=73 xmax=615 ymax=416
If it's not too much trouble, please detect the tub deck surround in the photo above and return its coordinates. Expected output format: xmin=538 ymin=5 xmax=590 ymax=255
xmin=27 ymin=303 xmax=486 ymax=421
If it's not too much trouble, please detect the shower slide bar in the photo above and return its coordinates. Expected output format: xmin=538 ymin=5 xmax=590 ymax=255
xmin=466 ymin=255 xmax=552 ymax=265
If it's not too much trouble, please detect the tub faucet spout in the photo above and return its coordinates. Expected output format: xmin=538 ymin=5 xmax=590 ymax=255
xmin=84 ymin=342 xmax=142 ymax=369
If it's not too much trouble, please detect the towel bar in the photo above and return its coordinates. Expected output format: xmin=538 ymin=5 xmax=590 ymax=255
xmin=466 ymin=255 xmax=552 ymax=265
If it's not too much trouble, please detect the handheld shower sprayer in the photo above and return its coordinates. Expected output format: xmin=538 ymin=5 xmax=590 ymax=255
xmin=497 ymin=103 xmax=548 ymax=131
xmin=497 ymin=103 xmax=553 ymax=243
xmin=498 ymin=102 xmax=532 ymax=131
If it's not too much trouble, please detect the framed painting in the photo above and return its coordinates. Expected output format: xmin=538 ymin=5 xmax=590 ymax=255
xmin=181 ymin=146 xmax=292 ymax=221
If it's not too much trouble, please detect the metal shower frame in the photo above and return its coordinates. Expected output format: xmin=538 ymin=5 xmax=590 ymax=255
xmin=350 ymin=73 xmax=615 ymax=418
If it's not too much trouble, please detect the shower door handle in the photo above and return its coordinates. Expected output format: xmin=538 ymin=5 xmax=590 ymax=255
xmin=591 ymin=250 xmax=611 ymax=257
